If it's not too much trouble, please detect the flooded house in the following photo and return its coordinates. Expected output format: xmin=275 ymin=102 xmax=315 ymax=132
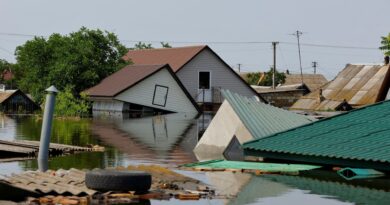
xmin=291 ymin=63 xmax=390 ymax=111
xmin=85 ymin=64 xmax=201 ymax=115
xmin=123 ymin=45 xmax=264 ymax=110
xmin=194 ymin=90 xmax=314 ymax=160
xmin=243 ymin=99 xmax=390 ymax=171
xmin=252 ymin=83 xmax=310 ymax=108
xmin=0 ymin=86 xmax=40 ymax=114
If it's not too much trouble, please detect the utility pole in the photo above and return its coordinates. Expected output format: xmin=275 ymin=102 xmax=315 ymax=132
xmin=293 ymin=30 xmax=304 ymax=84
xmin=312 ymin=61 xmax=318 ymax=74
xmin=272 ymin=42 xmax=279 ymax=89
xmin=237 ymin=63 xmax=241 ymax=73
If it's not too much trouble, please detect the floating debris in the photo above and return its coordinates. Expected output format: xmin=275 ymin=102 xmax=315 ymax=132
xmin=0 ymin=140 xmax=104 ymax=159
xmin=337 ymin=168 xmax=385 ymax=180
xmin=0 ymin=165 xmax=224 ymax=204
xmin=180 ymin=159 xmax=321 ymax=174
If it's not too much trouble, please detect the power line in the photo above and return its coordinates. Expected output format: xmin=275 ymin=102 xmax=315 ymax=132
xmin=0 ymin=32 xmax=380 ymax=50
xmin=279 ymin=41 xmax=377 ymax=50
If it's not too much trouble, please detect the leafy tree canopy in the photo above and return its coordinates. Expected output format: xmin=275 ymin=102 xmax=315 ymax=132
xmin=0 ymin=59 xmax=11 ymax=72
xmin=379 ymin=33 xmax=390 ymax=56
xmin=15 ymin=27 xmax=129 ymax=103
xmin=245 ymin=67 xmax=286 ymax=86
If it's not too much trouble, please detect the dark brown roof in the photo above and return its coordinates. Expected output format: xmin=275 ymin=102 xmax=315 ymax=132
xmin=123 ymin=45 xmax=207 ymax=72
xmin=85 ymin=64 xmax=168 ymax=97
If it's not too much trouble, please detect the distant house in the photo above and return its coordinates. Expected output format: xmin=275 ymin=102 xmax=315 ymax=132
xmin=252 ymin=83 xmax=310 ymax=108
xmin=85 ymin=64 xmax=201 ymax=115
xmin=284 ymin=74 xmax=328 ymax=92
xmin=123 ymin=46 xmax=263 ymax=106
xmin=194 ymin=90 xmax=314 ymax=161
xmin=0 ymin=86 xmax=40 ymax=113
xmin=291 ymin=64 xmax=390 ymax=111
xmin=243 ymin=99 xmax=390 ymax=171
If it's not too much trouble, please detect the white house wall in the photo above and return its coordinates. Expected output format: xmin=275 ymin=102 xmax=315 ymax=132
xmin=194 ymin=100 xmax=253 ymax=160
xmin=92 ymin=100 xmax=125 ymax=112
xmin=115 ymin=68 xmax=198 ymax=113
xmin=176 ymin=49 xmax=256 ymax=101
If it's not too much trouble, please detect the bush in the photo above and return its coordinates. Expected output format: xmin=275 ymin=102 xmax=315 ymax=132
xmin=53 ymin=87 xmax=90 ymax=117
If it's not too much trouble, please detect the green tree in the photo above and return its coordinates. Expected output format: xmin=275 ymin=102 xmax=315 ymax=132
xmin=160 ymin=42 xmax=172 ymax=48
xmin=244 ymin=67 xmax=286 ymax=86
xmin=131 ymin=42 xmax=172 ymax=50
xmin=133 ymin=42 xmax=153 ymax=50
xmin=0 ymin=59 xmax=10 ymax=72
xmin=379 ymin=33 xmax=390 ymax=56
xmin=15 ymin=27 xmax=129 ymax=103
xmin=54 ymin=86 xmax=90 ymax=117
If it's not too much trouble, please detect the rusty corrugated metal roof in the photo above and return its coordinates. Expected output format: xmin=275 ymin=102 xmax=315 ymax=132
xmin=123 ymin=46 xmax=207 ymax=72
xmin=85 ymin=64 xmax=167 ymax=97
xmin=290 ymin=64 xmax=390 ymax=111
xmin=284 ymin=74 xmax=328 ymax=91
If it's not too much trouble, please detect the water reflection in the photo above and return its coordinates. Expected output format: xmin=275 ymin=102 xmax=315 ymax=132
xmin=202 ymin=171 xmax=390 ymax=205
xmin=1 ymin=114 xmax=390 ymax=204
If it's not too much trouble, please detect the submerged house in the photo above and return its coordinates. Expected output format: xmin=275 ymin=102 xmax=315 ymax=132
xmin=194 ymin=90 xmax=314 ymax=160
xmin=291 ymin=64 xmax=390 ymax=111
xmin=243 ymin=99 xmax=390 ymax=171
xmin=252 ymin=84 xmax=310 ymax=108
xmin=123 ymin=46 xmax=263 ymax=106
xmin=0 ymin=87 xmax=40 ymax=114
xmin=85 ymin=64 xmax=201 ymax=115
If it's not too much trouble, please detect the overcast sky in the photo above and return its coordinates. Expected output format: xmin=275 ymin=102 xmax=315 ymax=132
xmin=1 ymin=0 xmax=389 ymax=79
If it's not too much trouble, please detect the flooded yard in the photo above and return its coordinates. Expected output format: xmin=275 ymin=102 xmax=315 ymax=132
xmin=1 ymin=114 xmax=390 ymax=204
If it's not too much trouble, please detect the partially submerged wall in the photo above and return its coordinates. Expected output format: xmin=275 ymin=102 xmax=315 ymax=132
xmin=194 ymin=100 xmax=252 ymax=160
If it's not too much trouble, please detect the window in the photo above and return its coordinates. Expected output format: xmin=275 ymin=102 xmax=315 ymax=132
xmin=199 ymin=72 xmax=210 ymax=89
xmin=152 ymin=85 xmax=169 ymax=107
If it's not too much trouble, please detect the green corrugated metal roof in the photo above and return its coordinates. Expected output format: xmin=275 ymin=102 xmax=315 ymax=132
xmin=222 ymin=90 xmax=314 ymax=139
xmin=243 ymin=99 xmax=390 ymax=165
xmin=181 ymin=159 xmax=320 ymax=172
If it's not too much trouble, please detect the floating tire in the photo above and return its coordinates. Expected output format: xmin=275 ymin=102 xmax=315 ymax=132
xmin=85 ymin=170 xmax=152 ymax=192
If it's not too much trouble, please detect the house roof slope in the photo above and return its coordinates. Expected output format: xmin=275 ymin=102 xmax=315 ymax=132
xmin=0 ymin=90 xmax=16 ymax=103
xmin=290 ymin=64 xmax=390 ymax=110
xmin=284 ymin=74 xmax=328 ymax=91
xmin=123 ymin=45 xmax=206 ymax=72
xmin=222 ymin=90 xmax=314 ymax=140
xmin=85 ymin=64 xmax=167 ymax=97
xmin=243 ymin=99 xmax=390 ymax=168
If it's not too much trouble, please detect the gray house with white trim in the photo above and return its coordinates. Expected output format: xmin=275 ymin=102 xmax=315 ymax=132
xmin=124 ymin=45 xmax=263 ymax=105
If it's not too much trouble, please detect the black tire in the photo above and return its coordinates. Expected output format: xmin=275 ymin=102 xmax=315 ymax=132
xmin=85 ymin=170 xmax=152 ymax=192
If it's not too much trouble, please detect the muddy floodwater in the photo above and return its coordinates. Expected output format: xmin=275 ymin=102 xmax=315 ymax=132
xmin=1 ymin=114 xmax=390 ymax=204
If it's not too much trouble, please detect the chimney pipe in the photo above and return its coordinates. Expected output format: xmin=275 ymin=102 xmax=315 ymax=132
xmin=385 ymin=56 xmax=389 ymax=65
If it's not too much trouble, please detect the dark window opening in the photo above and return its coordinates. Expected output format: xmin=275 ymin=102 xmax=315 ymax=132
xmin=199 ymin=72 xmax=210 ymax=89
